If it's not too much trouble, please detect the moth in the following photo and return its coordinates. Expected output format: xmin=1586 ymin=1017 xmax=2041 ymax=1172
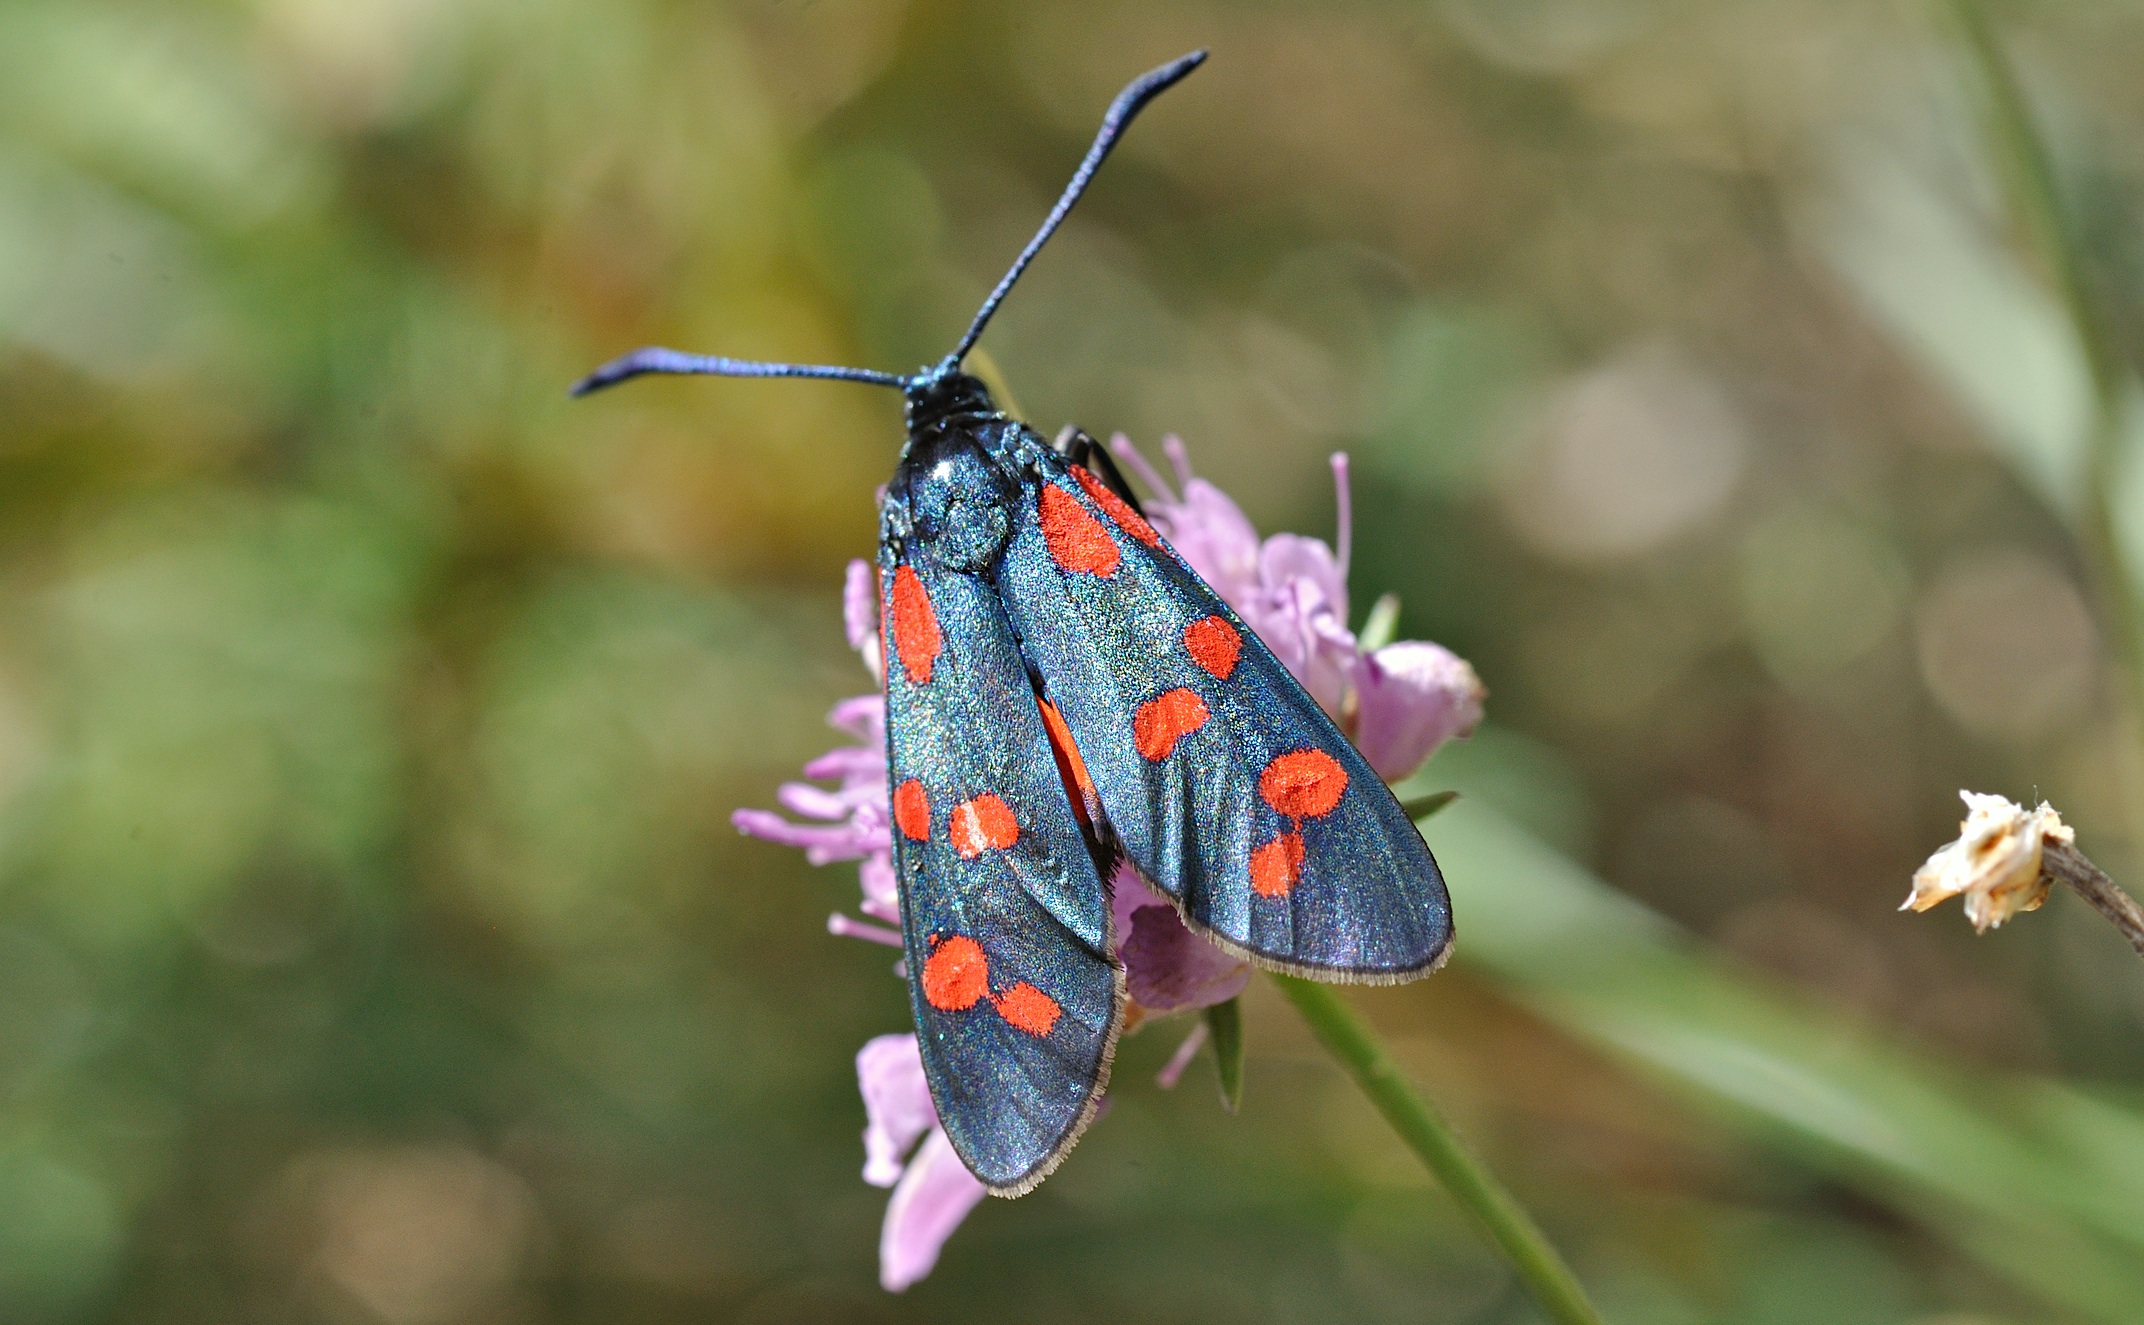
xmin=573 ymin=51 xmax=1451 ymax=1197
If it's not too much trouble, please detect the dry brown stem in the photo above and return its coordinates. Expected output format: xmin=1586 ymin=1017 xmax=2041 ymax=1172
xmin=2040 ymin=840 xmax=2144 ymax=958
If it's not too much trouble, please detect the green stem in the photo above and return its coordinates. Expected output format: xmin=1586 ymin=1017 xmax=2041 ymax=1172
xmin=1945 ymin=0 xmax=2144 ymax=846
xmin=1272 ymin=974 xmax=1606 ymax=1325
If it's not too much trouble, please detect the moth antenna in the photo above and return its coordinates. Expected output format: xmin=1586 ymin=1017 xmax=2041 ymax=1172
xmin=568 ymin=348 xmax=909 ymax=397
xmin=948 ymin=49 xmax=1207 ymax=365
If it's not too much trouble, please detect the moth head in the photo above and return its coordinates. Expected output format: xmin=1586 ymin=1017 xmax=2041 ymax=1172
xmin=902 ymin=364 xmax=997 ymax=434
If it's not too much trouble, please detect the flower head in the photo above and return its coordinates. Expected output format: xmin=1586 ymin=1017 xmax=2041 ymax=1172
xmin=1904 ymin=791 xmax=2072 ymax=932
xmin=736 ymin=437 xmax=1486 ymax=1290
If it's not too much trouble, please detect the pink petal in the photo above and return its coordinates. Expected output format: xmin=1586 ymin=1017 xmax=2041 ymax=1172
xmin=1162 ymin=434 xmax=1197 ymax=492
xmin=800 ymin=745 xmax=885 ymax=784
xmin=844 ymin=560 xmax=883 ymax=682
xmin=1108 ymin=860 xmax=1171 ymax=941
xmin=776 ymin=781 xmax=853 ymax=821
xmin=1259 ymin=533 xmax=1349 ymax=629
xmin=731 ymin=808 xmax=877 ymax=863
xmin=857 ymin=1034 xmax=936 ymax=1189
xmin=1330 ymin=452 xmax=1352 ymax=581
xmin=1109 ymin=433 xmax=1176 ymax=504
xmin=1120 ymin=901 xmax=1252 ymax=1012
xmin=830 ymin=913 xmax=904 ymax=947
xmin=827 ymin=695 xmax=885 ymax=743
xmin=1239 ymin=573 xmax=1357 ymax=717
xmin=1151 ymin=478 xmax=1263 ymax=605
xmin=1351 ymin=641 xmax=1485 ymax=782
xmin=879 ymin=1127 xmax=987 ymax=1292
xmin=1108 ymin=862 xmax=1249 ymax=1013
xmin=858 ymin=851 xmax=899 ymax=924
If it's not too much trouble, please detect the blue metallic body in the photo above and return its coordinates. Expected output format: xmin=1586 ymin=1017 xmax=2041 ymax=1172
xmin=879 ymin=374 xmax=1450 ymax=1195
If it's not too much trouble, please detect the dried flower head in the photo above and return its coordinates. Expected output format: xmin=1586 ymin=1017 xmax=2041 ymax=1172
xmin=1903 ymin=791 xmax=2073 ymax=932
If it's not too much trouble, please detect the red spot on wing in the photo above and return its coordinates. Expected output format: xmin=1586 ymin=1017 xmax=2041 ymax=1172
xmin=893 ymin=779 xmax=931 ymax=841
xmin=949 ymin=794 xmax=1020 ymax=858
xmin=890 ymin=564 xmax=941 ymax=684
xmin=995 ymin=982 xmax=1062 ymax=1036
xmin=1249 ymin=832 xmax=1305 ymax=898
xmin=922 ymin=935 xmax=989 ymax=1010
xmin=1071 ymin=465 xmax=1161 ymax=547
xmin=1258 ymin=749 xmax=1348 ymax=820
xmin=1133 ymin=688 xmax=1211 ymax=761
xmin=1184 ymin=615 xmax=1242 ymax=680
xmin=1037 ymin=698 xmax=1099 ymax=825
xmin=920 ymin=937 xmax=1062 ymax=1034
xmin=1039 ymin=484 xmax=1120 ymax=577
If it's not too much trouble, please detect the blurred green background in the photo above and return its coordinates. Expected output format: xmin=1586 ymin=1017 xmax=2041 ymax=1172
xmin=5 ymin=0 xmax=2144 ymax=1320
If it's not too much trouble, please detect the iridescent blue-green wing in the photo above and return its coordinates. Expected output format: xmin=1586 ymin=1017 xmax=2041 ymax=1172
xmin=994 ymin=455 xmax=1451 ymax=981
xmin=879 ymin=550 xmax=1123 ymax=1196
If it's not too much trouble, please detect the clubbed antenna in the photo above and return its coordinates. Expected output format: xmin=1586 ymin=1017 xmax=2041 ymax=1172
xmin=569 ymin=349 xmax=908 ymax=398
xmin=568 ymin=50 xmax=1207 ymax=400
xmin=949 ymin=50 xmax=1207 ymax=365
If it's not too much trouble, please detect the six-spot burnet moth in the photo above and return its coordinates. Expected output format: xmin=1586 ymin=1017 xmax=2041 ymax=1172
xmin=572 ymin=50 xmax=1452 ymax=1197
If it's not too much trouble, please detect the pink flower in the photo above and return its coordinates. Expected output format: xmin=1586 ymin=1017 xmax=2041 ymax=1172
xmin=1113 ymin=863 xmax=1251 ymax=1012
xmin=1114 ymin=436 xmax=1484 ymax=781
xmin=857 ymin=1034 xmax=985 ymax=1291
xmin=1352 ymin=641 xmax=1485 ymax=788
xmin=737 ymin=440 xmax=1484 ymax=1290
xmin=732 ymin=562 xmax=901 ymax=943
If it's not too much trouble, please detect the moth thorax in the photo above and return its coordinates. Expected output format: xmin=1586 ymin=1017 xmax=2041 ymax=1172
xmin=903 ymin=370 xmax=994 ymax=432
xmin=900 ymin=438 xmax=1016 ymax=571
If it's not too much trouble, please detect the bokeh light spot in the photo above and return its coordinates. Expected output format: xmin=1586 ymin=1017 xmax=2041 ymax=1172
xmin=1915 ymin=550 xmax=2096 ymax=742
xmin=1740 ymin=508 xmax=1910 ymax=687
xmin=1500 ymin=343 xmax=1748 ymax=563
